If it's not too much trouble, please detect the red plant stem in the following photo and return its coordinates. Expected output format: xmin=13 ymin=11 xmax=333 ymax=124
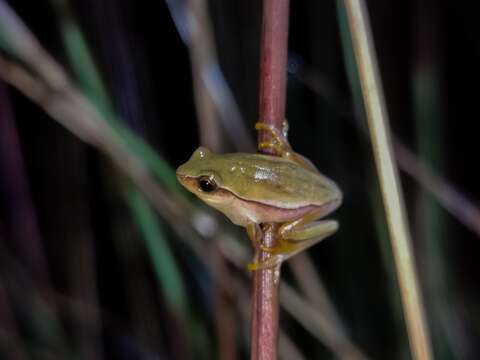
xmin=258 ymin=0 xmax=290 ymax=137
xmin=251 ymin=1 xmax=290 ymax=360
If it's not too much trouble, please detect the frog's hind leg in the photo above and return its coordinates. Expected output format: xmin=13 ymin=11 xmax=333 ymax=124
xmin=250 ymin=220 xmax=338 ymax=270
xmin=249 ymin=208 xmax=338 ymax=270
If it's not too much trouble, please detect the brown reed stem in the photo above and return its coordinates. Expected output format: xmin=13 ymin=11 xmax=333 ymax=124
xmin=251 ymin=1 xmax=289 ymax=360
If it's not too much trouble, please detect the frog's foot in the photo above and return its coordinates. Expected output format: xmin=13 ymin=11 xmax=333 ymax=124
xmin=259 ymin=237 xmax=296 ymax=254
xmin=255 ymin=122 xmax=292 ymax=156
xmin=247 ymin=255 xmax=284 ymax=271
xmin=246 ymin=235 xmax=290 ymax=271
xmin=247 ymin=236 xmax=315 ymax=270
xmin=249 ymin=219 xmax=338 ymax=270
xmin=255 ymin=121 xmax=289 ymax=140
xmin=248 ymin=236 xmax=329 ymax=271
xmin=258 ymin=141 xmax=287 ymax=156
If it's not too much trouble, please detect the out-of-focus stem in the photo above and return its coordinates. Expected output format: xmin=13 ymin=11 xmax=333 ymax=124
xmin=251 ymin=1 xmax=289 ymax=360
xmin=343 ymin=1 xmax=432 ymax=359
xmin=0 ymin=82 xmax=49 ymax=285
xmin=288 ymin=256 xmax=367 ymax=359
xmin=185 ymin=0 xmax=222 ymax=150
xmin=280 ymin=284 xmax=367 ymax=360
xmin=165 ymin=0 xmax=255 ymax=152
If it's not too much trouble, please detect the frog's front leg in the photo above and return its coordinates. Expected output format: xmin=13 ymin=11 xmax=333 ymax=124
xmin=255 ymin=121 xmax=318 ymax=172
xmin=256 ymin=121 xmax=292 ymax=153
xmin=248 ymin=208 xmax=338 ymax=270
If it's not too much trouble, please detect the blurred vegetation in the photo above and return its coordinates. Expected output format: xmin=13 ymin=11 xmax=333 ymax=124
xmin=0 ymin=0 xmax=479 ymax=359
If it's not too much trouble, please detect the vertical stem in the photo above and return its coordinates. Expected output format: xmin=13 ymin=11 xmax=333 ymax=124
xmin=251 ymin=1 xmax=289 ymax=360
xmin=186 ymin=0 xmax=222 ymax=151
xmin=343 ymin=1 xmax=433 ymax=359
xmin=258 ymin=0 xmax=289 ymax=134
xmin=0 ymin=82 xmax=49 ymax=285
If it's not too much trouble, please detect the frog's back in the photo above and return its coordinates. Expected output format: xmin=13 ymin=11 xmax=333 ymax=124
xmin=213 ymin=152 xmax=340 ymax=209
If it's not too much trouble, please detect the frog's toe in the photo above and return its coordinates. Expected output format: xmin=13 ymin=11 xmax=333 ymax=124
xmin=259 ymin=238 xmax=297 ymax=254
xmin=256 ymin=122 xmax=290 ymax=145
xmin=247 ymin=255 xmax=284 ymax=271
xmin=258 ymin=141 xmax=285 ymax=156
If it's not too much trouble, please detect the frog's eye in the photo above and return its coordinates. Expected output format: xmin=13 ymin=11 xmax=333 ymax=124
xmin=198 ymin=176 xmax=217 ymax=193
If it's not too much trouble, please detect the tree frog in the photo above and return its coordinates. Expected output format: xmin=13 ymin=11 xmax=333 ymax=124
xmin=176 ymin=122 xmax=342 ymax=270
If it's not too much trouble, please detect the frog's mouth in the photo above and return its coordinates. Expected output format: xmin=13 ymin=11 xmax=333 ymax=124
xmin=176 ymin=174 xmax=197 ymax=192
xmin=320 ymin=197 xmax=342 ymax=218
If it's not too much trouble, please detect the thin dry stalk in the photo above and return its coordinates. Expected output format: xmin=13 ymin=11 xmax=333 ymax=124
xmin=343 ymin=1 xmax=433 ymax=359
xmin=394 ymin=140 xmax=480 ymax=238
xmin=251 ymin=1 xmax=289 ymax=359
xmin=288 ymin=256 xmax=367 ymax=360
xmin=278 ymin=332 xmax=306 ymax=360
xmin=168 ymin=0 xmax=254 ymax=151
xmin=185 ymin=0 xmax=221 ymax=150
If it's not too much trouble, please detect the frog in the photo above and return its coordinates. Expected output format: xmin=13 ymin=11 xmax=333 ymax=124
xmin=176 ymin=122 xmax=342 ymax=270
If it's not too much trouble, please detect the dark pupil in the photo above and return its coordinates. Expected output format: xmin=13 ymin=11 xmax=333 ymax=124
xmin=199 ymin=178 xmax=216 ymax=192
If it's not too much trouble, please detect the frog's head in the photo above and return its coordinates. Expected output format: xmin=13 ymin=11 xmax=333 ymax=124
xmin=176 ymin=147 xmax=228 ymax=203
xmin=177 ymin=147 xmax=259 ymax=226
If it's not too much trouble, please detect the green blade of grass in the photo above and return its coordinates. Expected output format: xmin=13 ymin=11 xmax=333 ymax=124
xmin=127 ymin=186 xmax=188 ymax=313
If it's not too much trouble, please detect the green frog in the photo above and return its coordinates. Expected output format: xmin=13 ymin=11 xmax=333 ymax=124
xmin=176 ymin=122 xmax=342 ymax=269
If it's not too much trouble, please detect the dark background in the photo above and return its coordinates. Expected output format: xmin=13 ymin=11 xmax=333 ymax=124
xmin=1 ymin=0 xmax=479 ymax=359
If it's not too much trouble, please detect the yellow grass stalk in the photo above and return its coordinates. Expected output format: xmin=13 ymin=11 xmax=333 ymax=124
xmin=342 ymin=1 xmax=433 ymax=359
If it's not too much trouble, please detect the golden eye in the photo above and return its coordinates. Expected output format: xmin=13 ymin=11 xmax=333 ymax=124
xmin=198 ymin=176 xmax=217 ymax=193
